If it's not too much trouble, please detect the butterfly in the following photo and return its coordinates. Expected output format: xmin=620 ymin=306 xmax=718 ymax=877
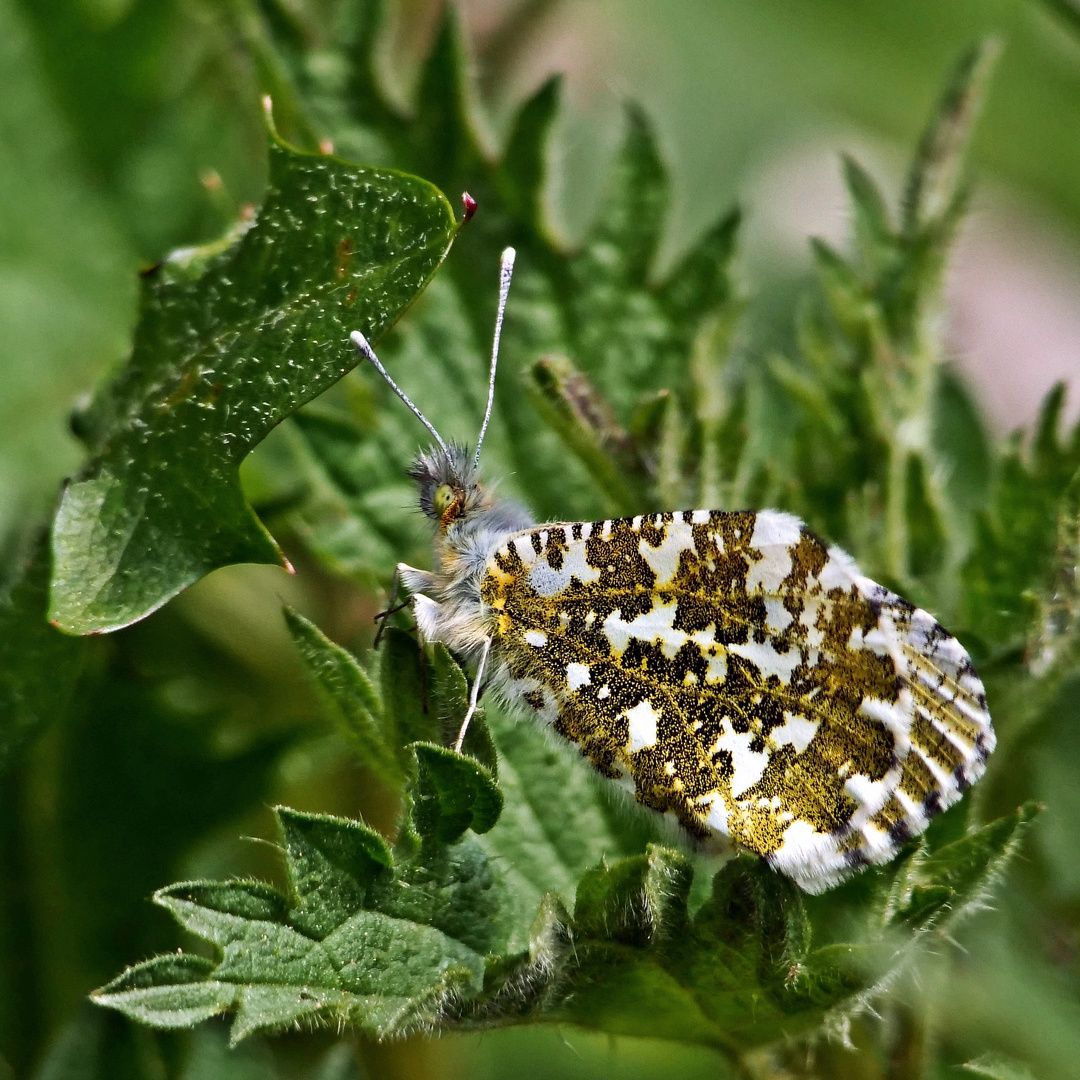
xmin=350 ymin=246 xmax=995 ymax=893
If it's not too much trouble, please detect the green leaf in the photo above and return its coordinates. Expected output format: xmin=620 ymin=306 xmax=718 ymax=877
xmin=411 ymin=743 xmax=503 ymax=846
xmin=49 ymin=133 xmax=459 ymax=634
xmin=405 ymin=10 xmax=483 ymax=199
xmin=0 ymin=531 xmax=88 ymax=769
xmin=895 ymin=802 xmax=1039 ymax=927
xmin=94 ymin=739 xmax=1034 ymax=1052
xmin=93 ymin=955 xmax=233 ymax=1029
xmin=566 ymin=105 xmax=680 ymax=411
xmin=283 ymin=403 xmax=429 ymax=586
xmin=525 ymin=354 xmax=646 ymax=515
xmin=379 ymin=628 xmax=439 ymax=755
xmin=496 ymin=76 xmax=561 ymax=237
xmin=277 ymin=807 xmax=393 ymax=937
xmin=842 ymin=154 xmax=895 ymax=271
xmin=656 ymin=209 xmax=741 ymax=334
xmin=547 ymin=806 xmax=1035 ymax=1052
xmin=283 ymin=606 xmax=401 ymax=786
xmin=94 ymin=792 xmax=503 ymax=1043
xmin=572 ymin=845 xmax=693 ymax=947
xmin=962 ymin=385 xmax=1080 ymax=651
xmin=504 ymin=851 xmax=861 ymax=1050
xmin=901 ymin=38 xmax=1001 ymax=236
xmin=479 ymin=702 xmax=652 ymax=919
xmin=429 ymin=643 xmax=498 ymax=772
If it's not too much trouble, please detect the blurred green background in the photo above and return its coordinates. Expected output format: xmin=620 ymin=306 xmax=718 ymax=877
xmin=5 ymin=0 xmax=1080 ymax=1077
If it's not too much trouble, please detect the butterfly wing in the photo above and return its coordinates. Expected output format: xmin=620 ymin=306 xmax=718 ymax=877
xmin=481 ymin=509 xmax=994 ymax=893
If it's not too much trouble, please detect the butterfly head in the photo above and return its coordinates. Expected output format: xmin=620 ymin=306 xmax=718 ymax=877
xmin=408 ymin=442 xmax=489 ymax=532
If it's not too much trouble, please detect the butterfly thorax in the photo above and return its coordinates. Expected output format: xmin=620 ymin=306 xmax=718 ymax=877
xmin=402 ymin=443 xmax=533 ymax=658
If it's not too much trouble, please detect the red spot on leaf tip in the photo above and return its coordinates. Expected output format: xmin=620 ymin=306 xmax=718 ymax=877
xmin=462 ymin=192 xmax=477 ymax=223
xmin=319 ymin=139 xmax=334 ymax=155
xmin=282 ymin=556 xmax=297 ymax=575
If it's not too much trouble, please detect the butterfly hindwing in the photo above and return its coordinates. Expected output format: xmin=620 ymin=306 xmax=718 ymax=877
xmin=480 ymin=509 xmax=994 ymax=893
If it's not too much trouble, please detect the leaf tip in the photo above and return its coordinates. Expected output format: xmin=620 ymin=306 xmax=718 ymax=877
xmin=261 ymin=95 xmax=286 ymax=150
xmin=461 ymin=191 xmax=477 ymax=224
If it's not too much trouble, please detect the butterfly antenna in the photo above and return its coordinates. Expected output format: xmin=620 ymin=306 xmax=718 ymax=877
xmin=473 ymin=246 xmax=516 ymax=469
xmin=350 ymin=331 xmax=450 ymax=457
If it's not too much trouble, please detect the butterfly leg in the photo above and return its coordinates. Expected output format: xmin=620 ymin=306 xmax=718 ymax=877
xmin=373 ymin=569 xmax=405 ymax=649
xmin=375 ymin=563 xmax=436 ymax=648
xmin=454 ymin=636 xmax=492 ymax=754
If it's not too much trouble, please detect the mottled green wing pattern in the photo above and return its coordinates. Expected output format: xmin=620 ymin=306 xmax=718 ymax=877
xmin=482 ymin=510 xmax=994 ymax=892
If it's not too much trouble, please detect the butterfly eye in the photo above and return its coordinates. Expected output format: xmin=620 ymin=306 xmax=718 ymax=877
xmin=433 ymin=484 xmax=455 ymax=517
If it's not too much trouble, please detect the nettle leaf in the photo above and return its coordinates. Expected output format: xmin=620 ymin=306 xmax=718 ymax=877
xmin=962 ymin=384 xmax=1080 ymax=655
xmin=94 ymin=618 xmax=1035 ymax=1052
xmin=475 ymin=805 xmax=1036 ymax=1050
xmin=412 ymin=743 xmax=502 ymax=845
xmin=49 ymin=128 xmax=459 ymax=634
xmin=283 ymin=606 xmax=401 ymax=787
xmin=86 ymin=18 xmax=1036 ymax=1073
xmin=281 ymin=34 xmax=742 ymax=553
xmin=94 ymin=799 xmax=499 ymax=1043
xmin=750 ymin=39 xmax=999 ymax=595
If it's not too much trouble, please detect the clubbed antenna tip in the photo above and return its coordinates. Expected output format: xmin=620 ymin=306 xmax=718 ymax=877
xmin=473 ymin=247 xmax=517 ymax=469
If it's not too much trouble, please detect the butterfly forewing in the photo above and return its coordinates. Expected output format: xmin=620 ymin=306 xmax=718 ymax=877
xmin=480 ymin=509 xmax=994 ymax=893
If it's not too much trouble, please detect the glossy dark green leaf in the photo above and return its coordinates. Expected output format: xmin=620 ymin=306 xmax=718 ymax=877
xmin=49 ymin=133 xmax=459 ymax=634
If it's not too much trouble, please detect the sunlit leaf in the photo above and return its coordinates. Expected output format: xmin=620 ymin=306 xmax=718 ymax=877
xmin=49 ymin=131 xmax=459 ymax=634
